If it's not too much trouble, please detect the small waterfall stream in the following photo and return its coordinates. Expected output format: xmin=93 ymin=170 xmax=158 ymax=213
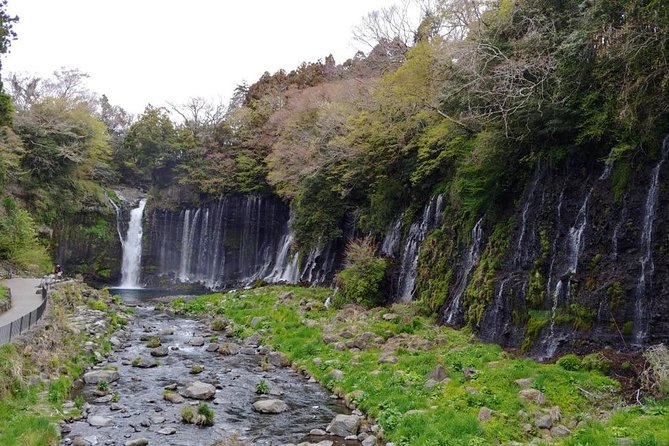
xmin=120 ymin=199 xmax=147 ymax=289
xmin=632 ymin=136 xmax=669 ymax=345
xmin=395 ymin=195 xmax=444 ymax=302
xmin=444 ymin=218 xmax=484 ymax=325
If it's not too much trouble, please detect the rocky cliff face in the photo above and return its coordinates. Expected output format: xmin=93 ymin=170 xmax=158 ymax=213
xmin=399 ymin=139 xmax=669 ymax=357
xmin=53 ymin=208 xmax=122 ymax=284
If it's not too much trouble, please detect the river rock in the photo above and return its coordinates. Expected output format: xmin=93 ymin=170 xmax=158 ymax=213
xmin=94 ymin=394 xmax=113 ymax=403
xmin=83 ymin=370 xmax=119 ymax=385
xmin=515 ymin=378 xmax=534 ymax=388
xmin=189 ymin=336 xmax=205 ymax=346
xmin=309 ymin=428 xmax=327 ymax=436
xmin=362 ymin=435 xmax=377 ymax=446
xmin=378 ymin=352 xmax=398 ymax=364
xmin=519 ymin=388 xmax=547 ymax=404
xmin=180 ymin=381 xmax=216 ymax=400
xmin=269 ymin=351 xmax=290 ymax=367
xmin=427 ymin=365 xmax=448 ymax=382
xmin=88 ymin=415 xmax=114 ymax=427
xmin=158 ymin=427 xmax=177 ymax=435
xmin=330 ymin=369 xmax=344 ymax=380
xmin=327 ymin=414 xmax=360 ymax=437
xmin=124 ymin=439 xmax=149 ymax=446
xmin=133 ymin=357 xmax=158 ymax=368
xmin=382 ymin=313 xmax=398 ymax=321
xmin=206 ymin=343 xmax=220 ymax=352
xmin=150 ymin=346 xmax=168 ymax=357
xmin=163 ymin=391 xmax=184 ymax=404
xmin=219 ymin=343 xmax=240 ymax=356
xmin=253 ymin=399 xmax=288 ymax=414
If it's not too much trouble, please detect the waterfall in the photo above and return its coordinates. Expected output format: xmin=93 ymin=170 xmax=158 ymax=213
xmin=120 ymin=199 xmax=147 ymax=289
xmin=632 ymin=136 xmax=669 ymax=345
xmin=105 ymin=192 xmax=125 ymax=246
xmin=395 ymin=194 xmax=445 ymax=302
xmin=514 ymin=165 xmax=541 ymax=268
xmin=444 ymin=218 xmax=485 ymax=325
xmin=381 ymin=216 xmax=403 ymax=257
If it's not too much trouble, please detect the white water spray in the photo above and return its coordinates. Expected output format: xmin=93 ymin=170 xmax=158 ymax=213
xmin=120 ymin=199 xmax=147 ymax=289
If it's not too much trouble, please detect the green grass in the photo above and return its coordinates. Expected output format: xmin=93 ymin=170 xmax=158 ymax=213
xmin=172 ymin=285 xmax=669 ymax=446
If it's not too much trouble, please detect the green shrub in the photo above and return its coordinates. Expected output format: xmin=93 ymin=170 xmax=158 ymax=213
xmin=181 ymin=403 xmax=214 ymax=426
xmin=146 ymin=337 xmax=161 ymax=348
xmin=96 ymin=380 xmax=109 ymax=392
xmin=211 ymin=317 xmax=228 ymax=331
xmin=334 ymin=237 xmax=387 ymax=308
xmin=582 ymin=353 xmax=612 ymax=375
xmin=557 ymin=354 xmax=582 ymax=371
xmin=255 ymin=379 xmax=269 ymax=395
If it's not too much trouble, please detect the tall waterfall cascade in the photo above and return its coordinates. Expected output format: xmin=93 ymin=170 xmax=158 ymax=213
xmin=633 ymin=136 xmax=669 ymax=345
xmin=120 ymin=199 xmax=147 ymax=288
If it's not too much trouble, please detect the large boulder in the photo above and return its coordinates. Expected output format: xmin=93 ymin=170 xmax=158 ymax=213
xmin=87 ymin=415 xmax=114 ymax=427
xmin=180 ymin=381 xmax=216 ymax=400
xmin=83 ymin=370 xmax=119 ymax=385
xmin=253 ymin=399 xmax=288 ymax=414
xmin=326 ymin=414 xmax=361 ymax=437
xmin=519 ymin=388 xmax=547 ymax=405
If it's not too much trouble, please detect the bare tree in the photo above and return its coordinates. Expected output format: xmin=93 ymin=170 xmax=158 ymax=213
xmin=168 ymin=97 xmax=227 ymax=140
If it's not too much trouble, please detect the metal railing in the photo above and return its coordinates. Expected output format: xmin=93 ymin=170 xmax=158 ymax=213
xmin=0 ymin=284 xmax=48 ymax=346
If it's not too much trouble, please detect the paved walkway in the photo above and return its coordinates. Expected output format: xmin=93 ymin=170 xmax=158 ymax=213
xmin=0 ymin=278 xmax=43 ymax=327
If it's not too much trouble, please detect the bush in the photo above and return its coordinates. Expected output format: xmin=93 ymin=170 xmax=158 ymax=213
xmin=181 ymin=403 xmax=214 ymax=426
xmin=582 ymin=353 xmax=612 ymax=375
xmin=557 ymin=354 xmax=582 ymax=371
xmin=334 ymin=237 xmax=387 ymax=308
xmin=255 ymin=379 xmax=269 ymax=395
xmin=642 ymin=344 xmax=669 ymax=399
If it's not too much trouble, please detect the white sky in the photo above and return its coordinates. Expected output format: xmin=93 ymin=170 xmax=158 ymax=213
xmin=2 ymin=0 xmax=397 ymax=115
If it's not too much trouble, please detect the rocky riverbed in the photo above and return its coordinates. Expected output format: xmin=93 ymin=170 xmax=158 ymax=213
xmin=59 ymin=303 xmax=365 ymax=446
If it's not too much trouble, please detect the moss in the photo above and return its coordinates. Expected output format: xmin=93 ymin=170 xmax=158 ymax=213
xmin=463 ymin=220 xmax=512 ymax=327
xmin=521 ymin=311 xmax=550 ymax=353
xmin=611 ymin=162 xmax=631 ymax=204
xmin=622 ymin=321 xmax=634 ymax=336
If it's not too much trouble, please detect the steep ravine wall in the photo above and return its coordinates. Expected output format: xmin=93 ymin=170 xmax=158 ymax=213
xmin=397 ymin=142 xmax=669 ymax=357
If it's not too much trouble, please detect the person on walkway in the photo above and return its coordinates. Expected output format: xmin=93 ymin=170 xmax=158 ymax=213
xmin=54 ymin=264 xmax=63 ymax=279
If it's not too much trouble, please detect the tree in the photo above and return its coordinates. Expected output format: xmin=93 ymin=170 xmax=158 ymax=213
xmin=0 ymin=0 xmax=17 ymax=126
xmin=168 ymin=97 xmax=226 ymax=141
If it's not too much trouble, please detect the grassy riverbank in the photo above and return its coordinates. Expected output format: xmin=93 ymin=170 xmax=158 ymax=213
xmin=0 ymin=283 xmax=129 ymax=446
xmin=172 ymin=286 xmax=669 ymax=446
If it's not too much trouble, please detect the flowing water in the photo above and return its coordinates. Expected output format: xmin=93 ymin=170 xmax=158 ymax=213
xmin=60 ymin=300 xmax=354 ymax=446
xmin=120 ymin=199 xmax=147 ymax=289
xmin=632 ymin=136 xmax=669 ymax=345
xmin=395 ymin=195 xmax=445 ymax=302
xmin=444 ymin=218 xmax=484 ymax=325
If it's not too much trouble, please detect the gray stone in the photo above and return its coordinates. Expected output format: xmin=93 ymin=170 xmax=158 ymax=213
xmin=298 ymin=442 xmax=333 ymax=446
xmin=149 ymin=416 xmax=165 ymax=424
xmin=250 ymin=317 xmax=263 ymax=328
xmin=150 ymin=346 xmax=168 ymax=357
xmin=124 ymin=440 xmax=149 ymax=446
xmin=87 ymin=415 xmax=113 ymax=427
xmin=382 ymin=313 xmax=398 ymax=321
xmin=180 ymin=381 xmax=216 ymax=400
xmin=189 ymin=336 xmax=205 ymax=346
xmin=535 ymin=414 xmax=553 ymax=429
xmin=132 ymin=357 xmax=158 ymax=368
xmin=218 ymin=343 xmax=240 ymax=356
xmin=515 ymin=378 xmax=534 ymax=388
xmin=98 ymin=394 xmax=116 ymax=404
xmin=427 ymin=365 xmax=448 ymax=382
xmin=519 ymin=388 xmax=547 ymax=404
xmin=205 ymin=343 xmax=220 ymax=352
xmin=478 ymin=407 xmax=493 ymax=421
xmin=330 ymin=369 xmax=344 ymax=380
xmin=269 ymin=351 xmax=290 ymax=367
xmin=549 ymin=405 xmax=562 ymax=423
xmin=378 ymin=352 xmax=398 ymax=364
xmin=550 ymin=425 xmax=571 ymax=437
xmin=83 ymin=370 xmax=119 ymax=385
xmin=252 ymin=399 xmax=288 ymax=414
xmin=327 ymin=414 xmax=360 ymax=437
xmin=158 ymin=427 xmax=176 ymax=435
xmin=362 ymin=436 xmax=377 ymax=446
xmin=309 ymin=428 xmax=327 ymax=436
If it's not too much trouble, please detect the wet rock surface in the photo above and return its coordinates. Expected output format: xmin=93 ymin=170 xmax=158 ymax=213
xmin=60 ymin=305 xmax=355 ymax=446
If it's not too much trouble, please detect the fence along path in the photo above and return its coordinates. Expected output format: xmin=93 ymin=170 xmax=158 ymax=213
xmin=0 ymin=278 xmax=47 ymax=345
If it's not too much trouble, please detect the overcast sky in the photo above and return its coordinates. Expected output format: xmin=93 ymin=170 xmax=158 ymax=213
xmin=3 ymin=0 xmax=398 ymax=115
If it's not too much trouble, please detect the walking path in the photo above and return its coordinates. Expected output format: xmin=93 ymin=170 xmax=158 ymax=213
xmin=0 ymin=278 xmax=43 ymax=327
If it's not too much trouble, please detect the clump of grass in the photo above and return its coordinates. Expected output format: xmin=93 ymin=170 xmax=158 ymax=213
xmin=255 ymin=379 xmax=269 ymax=395
xmin=96 ymin=380 xmax=109 ymax=392
xmin=642 ymin=344 xmax=669 ymax=398
xmin=146 ymin=337 xmax=161 ymax=348
xmin=87 ymin=299 xmax=108 ymax=312
xmin=181 ymin=403 xmax=214 ymax=426
xmin=190 ymin=364 xmax=204 ymax=374
xmin=211 ymin=317 xmax=228 ymax=331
